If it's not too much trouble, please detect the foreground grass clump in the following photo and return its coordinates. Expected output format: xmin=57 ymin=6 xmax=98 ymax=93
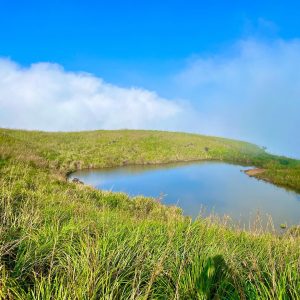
xmin=0 ymin=128 xmax=300 ymax=299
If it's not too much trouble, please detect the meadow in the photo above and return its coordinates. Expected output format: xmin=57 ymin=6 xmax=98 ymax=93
xmin=0 ymin=128 xmax=300 ymax=299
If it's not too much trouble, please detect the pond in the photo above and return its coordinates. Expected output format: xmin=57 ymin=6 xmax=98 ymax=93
xmin=69 ymin=161 xmax=300 ymax=229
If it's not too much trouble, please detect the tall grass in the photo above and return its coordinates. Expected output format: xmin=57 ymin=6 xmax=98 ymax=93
xmin=0 ymin=128 xmax=300 ymax=299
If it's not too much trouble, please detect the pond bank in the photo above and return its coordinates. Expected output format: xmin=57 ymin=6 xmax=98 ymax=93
xmin=244 ymin=168 xmax=266 ymax=176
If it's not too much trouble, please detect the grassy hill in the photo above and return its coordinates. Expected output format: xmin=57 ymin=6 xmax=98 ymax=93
xmin=0 ymin=128 xmax=300 ymax=299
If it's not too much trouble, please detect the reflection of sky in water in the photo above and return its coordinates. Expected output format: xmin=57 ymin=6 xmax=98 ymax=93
xmin=70 ymin=162 xmax=300 ymax=228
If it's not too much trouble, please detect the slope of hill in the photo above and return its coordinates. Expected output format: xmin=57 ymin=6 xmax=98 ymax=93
xmin=0 ymin=128 xmax=299 ymax=299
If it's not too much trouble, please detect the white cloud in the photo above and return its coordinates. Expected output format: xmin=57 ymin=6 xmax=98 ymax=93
xmin=0 ymin=58 xmax=182 ymax=131
xmin=1 ymin=38 xmax=300 ymax=158
xmin=175 ymin=39 xmax=300 ymax=158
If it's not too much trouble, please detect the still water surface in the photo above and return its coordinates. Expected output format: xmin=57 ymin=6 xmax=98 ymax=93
xmin=70 ymin=162 xmax=300 ymax=228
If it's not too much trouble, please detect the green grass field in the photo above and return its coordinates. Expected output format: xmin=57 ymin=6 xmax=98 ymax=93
xmin=0 ymin=128 xmax=300 ymax=299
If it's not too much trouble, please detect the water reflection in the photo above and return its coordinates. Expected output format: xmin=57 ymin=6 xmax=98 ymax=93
xmin=70 ymin=161 xmax=300 ymax=228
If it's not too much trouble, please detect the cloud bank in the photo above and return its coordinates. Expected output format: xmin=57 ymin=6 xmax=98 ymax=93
xmin=1 ymin=38 xmax=300 ymax=158
xmin=175 ymin=39 xmax=300 ymax=158
xmin=0 ymin=59 xmax=182 ymax=131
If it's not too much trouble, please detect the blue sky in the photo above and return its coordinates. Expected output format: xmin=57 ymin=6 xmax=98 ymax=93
xmin=2 ymin=1 xmax=300 ymax=81
xmin=0 ymin=1 xmax=300 ymax=157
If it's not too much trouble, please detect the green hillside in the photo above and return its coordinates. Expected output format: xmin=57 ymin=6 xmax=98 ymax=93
xmin=0 ymin=128 xmax=299 ymax=299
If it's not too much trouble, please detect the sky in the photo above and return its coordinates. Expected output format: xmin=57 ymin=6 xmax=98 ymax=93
xmin=0 ymin=0 xmax=300 ymax=158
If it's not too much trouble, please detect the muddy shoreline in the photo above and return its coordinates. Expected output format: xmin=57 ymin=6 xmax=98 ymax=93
xmin=244 ymin=168 xmax=266 ymax=177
